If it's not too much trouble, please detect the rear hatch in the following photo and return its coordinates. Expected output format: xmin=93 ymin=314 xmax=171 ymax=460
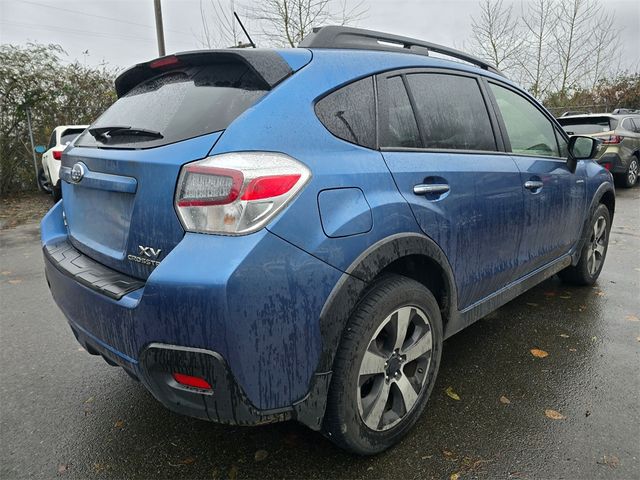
xmin=61 ymin=50 xmax=307 ymax=279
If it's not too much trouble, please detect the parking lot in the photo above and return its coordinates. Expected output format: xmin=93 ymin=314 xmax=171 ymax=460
xmin=1 ymin=187 xmax=638 ymax=479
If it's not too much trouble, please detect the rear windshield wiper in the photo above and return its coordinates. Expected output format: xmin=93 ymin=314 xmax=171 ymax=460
xmin=89 ymin=125 xmax=163 ymax=141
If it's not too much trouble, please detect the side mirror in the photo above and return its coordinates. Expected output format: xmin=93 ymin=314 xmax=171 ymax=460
xmin=567 ymin=135 xmax=598 ymax=173
xmin=34 ymin=145 xmax=46 ymax=154
xmin=568 ymin=135 xmax=598 ymax=160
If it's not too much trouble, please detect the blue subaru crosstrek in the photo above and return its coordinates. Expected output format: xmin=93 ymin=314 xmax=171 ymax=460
xmin=42 ymin=27 xmax=615 ymax=454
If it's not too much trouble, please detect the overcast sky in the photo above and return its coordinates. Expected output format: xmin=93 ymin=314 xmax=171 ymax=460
xmin=1 ymin=0 xmax=638 ymax=74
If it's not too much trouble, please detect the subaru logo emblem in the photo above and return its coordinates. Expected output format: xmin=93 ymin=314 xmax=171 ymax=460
xmin=70 ymin=163 xmax=85 ymax=183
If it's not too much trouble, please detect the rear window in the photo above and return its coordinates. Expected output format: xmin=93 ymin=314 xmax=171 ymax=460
xmin=558 ymin=116 xmax=617 ymax=135
xmin=315 ymin=77 xmax=376 ymax=149
xmin=60 ymin=129 xmax=85 ymax=146
xmin=76 ymin=63 xmax=268 ymax=149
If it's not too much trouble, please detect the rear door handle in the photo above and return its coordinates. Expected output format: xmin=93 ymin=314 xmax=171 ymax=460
xmin=413 ymin=183 xmax=450 ymax=195
xmin=524 ymin=180 xmax=543 ymax=190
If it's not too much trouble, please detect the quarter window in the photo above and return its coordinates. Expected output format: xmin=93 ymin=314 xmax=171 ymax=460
xmin=315 ymin=76 xmax=376 ymax=149
xmin=383 ymin=76 xmax=421 ymax=148
xmin=490 ymin=83 xmax=559 ymax=157
xmin=405 ymin=73 xmax=496 ymax=151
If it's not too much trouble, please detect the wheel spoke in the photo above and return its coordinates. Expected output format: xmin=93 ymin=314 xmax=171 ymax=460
xmin=594 ymin=217 xmax=606 ymax=241
xmin=403 ymin=330 xmax=432 ymax=363
xmin=392 ymin=307 xmax=413 ymax=351
xmin=395 ymin=375 xmax=419 ymax=412
xmin=588 ymin=252 xmax=597 ymax=275
xmin=364 ymin=381 xmax=390 ymax=429
xmin=360 ymin=349 xmax=387 ymax=376
xmin=594 ymin=244 xmax=605 ymax=256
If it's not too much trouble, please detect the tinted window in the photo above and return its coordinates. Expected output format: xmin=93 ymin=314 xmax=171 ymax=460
xmin=632 ymin=118 xmax=640 ymax=133
xmin=557 ymin=117 xmax=613 ymax=135
xmin=383 ymin=76 xmax=421 ymax=148
xmin=555 ymin=129 xmax=569 ymax=158
xmin=60 ymin=128 xmax=85 ymax=146
xmin=315 ymin=77 xmax=376 ymax=149
xmin=77 ymin=63 xmax=268 ymax=149
xmin=490 ymin=83 xmax=559 ymax=157
xmin=405 ymin=73 xmax=496 ymax=151
xmin=622 ymin=118 xmax=636 ymax=131
xmin=47 ymin=131 xmax=56 ymax=149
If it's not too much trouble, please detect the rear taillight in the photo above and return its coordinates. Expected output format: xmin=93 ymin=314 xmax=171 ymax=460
xmin=53 ymin=151 xmax=62 ymax=160
xmin=175 ymin=152 xmax=311 ymax=235
xmin=601 ymin=135 xmax=623 ymax=144
xmin=603 ymin=162 xmax=613 ymax=171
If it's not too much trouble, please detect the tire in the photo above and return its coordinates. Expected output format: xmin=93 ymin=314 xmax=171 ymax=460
xmin=37 ymin=168 xmax=52 ymax=193
xmin=52 ymin=184 xmax=62 ymax=202
xmin=616 ymin=156 xmax=638 ymax=188
xmin=322 ymin=274 xmax=443 ymax=455
xmin=559 ymin=203 xmax=611 ymax=286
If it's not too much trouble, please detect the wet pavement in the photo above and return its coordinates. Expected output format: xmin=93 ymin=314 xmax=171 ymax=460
xmin=1 ymin=188 xmax=638 ymax=479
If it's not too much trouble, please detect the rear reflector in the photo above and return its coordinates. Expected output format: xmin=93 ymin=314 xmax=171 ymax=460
xmin=172 ymin=373 xmax=212 ymax=390
xmin=53 ymin=151 xmax=62 ymax=160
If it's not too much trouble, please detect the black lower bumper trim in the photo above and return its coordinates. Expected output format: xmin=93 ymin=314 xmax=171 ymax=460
xmin=44 ymin=240 xmax=144 ymax=300
xmin=138 ymin=344 xmax=293 ymax=426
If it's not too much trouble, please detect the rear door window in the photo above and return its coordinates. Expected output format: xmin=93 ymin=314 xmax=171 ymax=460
xmin=315 ymin=76 xmax=376 ymax=149
xmin=76 ymin=63 xmax=269 ymax=149
xmin=405 ymin=73 xmax=497 ymax=151
xmin=490 ymin=83 xmax=559 ymax=157
xmin=557 ymin=116 xmax=614 ymax=135
xmin=381 ymin=76 xmax=421 ymax=148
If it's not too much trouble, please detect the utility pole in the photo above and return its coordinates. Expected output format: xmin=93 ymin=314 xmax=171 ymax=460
xmin=153 ymin=0 xmax=166 ymax=56
xmin=25 ymin=106 xmax=42 ymax=191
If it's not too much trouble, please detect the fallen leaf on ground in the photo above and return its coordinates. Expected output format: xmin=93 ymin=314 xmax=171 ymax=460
xmin=597 ymin=455 xmax=620 ymax=468
xmin=499 ymin=395 xmax=511 ymax=404
xmin=595 ymin=291 xmax=605 ymax=296
xmin=254 ymin=450 xmax=268 ymax=462
xmin=1 ymin=271 xmax=11 ymax=275
xmin=445 ymin=387 xmax=461 ymax=401
xmin=442 ymin=449 xmax=457 ymax=460
xmin=179 ymin=457 xmax=195 ymax=465
xmin=569 ymin=348 xmax=577 ymax=352
xmin=526 ymin=302 xmax=538 ymax=307
xmin=450 ymin=473 xmax=460 ymax=480
xmin=625 ymin=314 xmax=639 ymax=322
xmin=84 ymin=397 xmax=94 ymax=404
xmin=559 ymin=295 xmax=571 ymax=299
xmin=8 ymin=279 xmax=22 ymax=284
xmin=57 ymin=463 xmax=70 ymax=475
xmin=545 ymin=409 xmax=565 ymax=420
xmin=543 ymin=291 xmax=556 ymax=297
xmin=559 ymin=334 xmax=570 ymax=338
xmin=530 ymin=348 xmax=549 ymax=358
xmin=114 ymin=420 xmax=124 ymax=429
xmin=636 ymin=336 xmax=640 ymax=343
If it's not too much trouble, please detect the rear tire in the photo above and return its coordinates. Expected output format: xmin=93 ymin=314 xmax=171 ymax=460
xmin=52 ymin=184 xmax=62 ymax=202
xmin=559 ymin=203 xmax=611 ymax=286
xmin=616 ymin=156 xmax=638 ymax=188
xmin=322 ymin=274 xmax=443 ymax=455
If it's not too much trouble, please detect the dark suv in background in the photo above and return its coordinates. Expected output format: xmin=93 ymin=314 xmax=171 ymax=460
xmin=558 ymin=113 xmax=640 ymax=187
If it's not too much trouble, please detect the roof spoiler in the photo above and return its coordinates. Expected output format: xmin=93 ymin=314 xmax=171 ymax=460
xmin=114 ymin=50 xmax=293 ymax=98
xmin=300 ymin=26 xmax=503 ymax=77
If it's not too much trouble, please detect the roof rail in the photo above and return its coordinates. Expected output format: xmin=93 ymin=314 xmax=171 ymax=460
xmin=299 ymin=26 xmax=503 ymax=76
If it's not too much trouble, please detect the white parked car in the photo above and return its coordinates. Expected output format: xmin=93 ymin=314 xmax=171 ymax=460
xmin=42 ymin=125 xmax=88 ymax=200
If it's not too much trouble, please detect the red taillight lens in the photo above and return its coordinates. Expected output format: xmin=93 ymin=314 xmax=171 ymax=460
xmin=172 ymin=373 xmax=212 ymax=390
xmin=53 ymin=150 xmax=62 ymax=160
xmin=175 ymin=153 xmax=311 ymax=235
xmin=601 ymin=135 xmax=623 ymax=144
xmin=603 ymin=162 xmax=613 ymax=171
xmin=241 ymin=174 xmax=302 ymax=201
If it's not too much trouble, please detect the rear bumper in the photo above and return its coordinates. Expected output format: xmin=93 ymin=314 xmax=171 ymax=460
xmin=41 ymin=201 xmax=342 ymax=424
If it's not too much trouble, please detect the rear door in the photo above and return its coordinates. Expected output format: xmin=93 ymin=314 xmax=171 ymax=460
xmin=378 ymin=70 xmax=525 ymax=310
xmin=486 ymin=81 xmax=586 ymax=276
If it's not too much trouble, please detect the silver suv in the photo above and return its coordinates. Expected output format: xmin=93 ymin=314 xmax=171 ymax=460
xmin=558 ymin=113 xmax=640 ymax=188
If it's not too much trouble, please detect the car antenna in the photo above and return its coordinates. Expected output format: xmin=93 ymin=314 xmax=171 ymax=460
xmin=233 ymin=11 xmax=256 ymax=48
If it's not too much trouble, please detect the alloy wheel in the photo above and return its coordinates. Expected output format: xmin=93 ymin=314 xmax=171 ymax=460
xmin=587 ymin=215 xmax=607 ymax=276
xmin=357 ymin=305 xmax=433 ymax=431
xmin=628 ymin=159 xmax=638 ymax=185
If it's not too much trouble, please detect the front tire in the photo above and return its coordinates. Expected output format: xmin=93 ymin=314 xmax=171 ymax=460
xmin=323 ymin=274 xmax=443 ymax=455
xmin=559 ymin=203 xmax=611 ymax=285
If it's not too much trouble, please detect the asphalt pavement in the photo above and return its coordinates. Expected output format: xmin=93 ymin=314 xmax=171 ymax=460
xmin=1 ymin=188 xmax=638 ymax=479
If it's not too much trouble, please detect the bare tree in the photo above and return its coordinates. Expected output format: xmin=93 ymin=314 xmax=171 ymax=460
xmin=469 ymin=0 xmax=524 ymax=74
xmin=518 ymin=0 xmax=556 ymax=98
xmin=553 ymin=0 xmax=618 ymax=95
xmin=197 ymin=0 xmax=245 ymax=48
xmin=248 ymin=0 xmax=367 ymax=47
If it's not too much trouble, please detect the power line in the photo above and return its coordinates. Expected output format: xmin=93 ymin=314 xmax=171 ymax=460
xmin=17 ymin=0 xmax=193 ymax=37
